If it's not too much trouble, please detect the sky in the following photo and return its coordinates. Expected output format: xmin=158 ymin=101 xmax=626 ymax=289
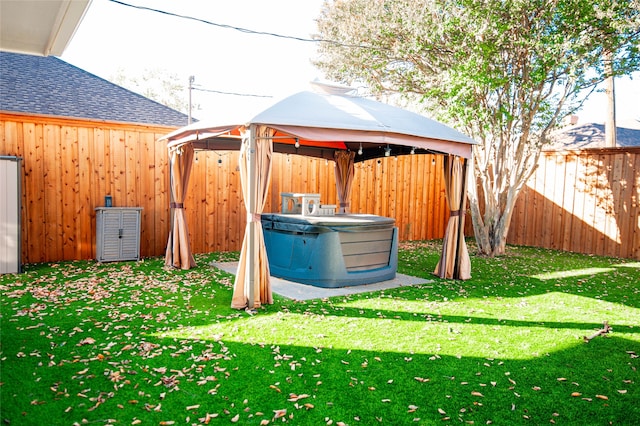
xmin=61 ymin=0 xmax=639 ymax=126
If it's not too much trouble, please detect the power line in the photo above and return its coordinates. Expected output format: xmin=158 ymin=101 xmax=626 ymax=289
xmin=107 ymin=0 xmax=382 ymax=51
xmin=193 ymin=86 xmax=273 ymax=98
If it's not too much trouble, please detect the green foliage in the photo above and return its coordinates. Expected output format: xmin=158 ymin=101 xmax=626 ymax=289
xmin=315 ymin=0 xmax=640 ymax=256
xmin=1 ymin=246 xmax=639 ymax=425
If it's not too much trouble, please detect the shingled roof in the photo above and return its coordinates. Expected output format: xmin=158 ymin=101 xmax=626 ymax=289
xmin=547 ymin=121 xmax=640 ymax=150
xmin=0 ymin=51 xmax=188 ymax=127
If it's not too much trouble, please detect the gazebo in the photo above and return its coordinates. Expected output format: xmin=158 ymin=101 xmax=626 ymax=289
xmin=158 ymin=85 xmax=476 ymax=310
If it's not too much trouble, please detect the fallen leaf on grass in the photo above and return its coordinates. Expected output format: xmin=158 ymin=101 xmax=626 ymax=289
xmin=269 ymin=384 xmax=281 ymax=393
xmin=198 ymin=413 xmax=219 ymax=424
xmin=273 ymin=409 xmax=287 ymax=419
xmin=230 ymin=414 xmax=240 ymax=422
xmin=471 ymin=391 xmax=484 ymax=397
xmin=618 ymin=390 xmax=627 ymax=394
xmin=77 ymin=337 xmax=95 ymax=346
xmin=288 ymin=393 xmax=309 ymax=402
xmin=438 ymin=408 xmax=446 ymax=415
xmin=186 ymin=404 xmax=200 ymax=411
xmin=595 ymin=394 xmax=608 ymax=400
xmin=571 ymin=392 xmax=582 ymax=397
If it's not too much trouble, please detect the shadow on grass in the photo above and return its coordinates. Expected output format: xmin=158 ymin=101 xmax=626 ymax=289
xmin=277 ymin=304 xmax=639 ymax=335
xmin=397 ymin=241 xmax=640 ymax=309
xmin=2 ymin=329 xmax=637 ymax=425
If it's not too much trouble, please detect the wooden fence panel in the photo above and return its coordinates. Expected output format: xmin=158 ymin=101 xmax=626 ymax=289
xmin=508 ymin=148 xmax=640 ymax=260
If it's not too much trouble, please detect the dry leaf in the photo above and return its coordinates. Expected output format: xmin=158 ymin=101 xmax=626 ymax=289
xmin=77 ymin=337 xmax=95 ymax=346
xmin=186 ymin=404 xmax=200 ymax=411
xmin=273 ymin=409 xmax=287 ymax=419
xmin=230 ymin=414 xmax=240 ymax=423
xmin=438 ymin=408 xmax=446 ymax=415
xmin=288 ymin=393 xmax=310 ymax=402
xmin=532 ymin=386 xmax=541 ymax=391
xmin=471 ymin=391 xmax=484 ymax=397
xmin=269 ymin=385 xmax=281 ymax=393
xmin=571 ymin=392 xmax=582 ymax=397
xmin=260 ymin=420 xmax=269 ymax=425
xmin=595 ymin=394 xmax=608 ymax=400
xmin=618 ymin=390 xmax=628 ymax=394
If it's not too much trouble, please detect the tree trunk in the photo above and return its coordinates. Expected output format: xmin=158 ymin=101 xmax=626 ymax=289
xmin=469 ymin=188 xmax=518 ymax=257
xmin=467 ymin=148 xmax=528 ymax=257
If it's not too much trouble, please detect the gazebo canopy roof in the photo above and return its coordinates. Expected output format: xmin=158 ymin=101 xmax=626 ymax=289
xmin=160 ymin=87 xmax=476 ymax=161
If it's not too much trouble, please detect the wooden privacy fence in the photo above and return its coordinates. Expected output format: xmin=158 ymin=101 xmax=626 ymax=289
xmin=1 ymin=113 xmax=173 ymax=263
xmin=2 ymin=112 xmax=638 ymax=264
xmin=508 ymin=148 xmax=640 ymax=260
xmin=0 ymin=113 xmax=449 ymax=264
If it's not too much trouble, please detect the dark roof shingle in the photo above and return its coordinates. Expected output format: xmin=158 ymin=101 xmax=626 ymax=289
xmin=0 ymin=51 xmax=188 ymax=127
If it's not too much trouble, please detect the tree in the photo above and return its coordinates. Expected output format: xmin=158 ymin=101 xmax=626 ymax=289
xmin=110 ymin=68 xmax=197 ymax=115
xmin=314 ymin=0 xmax=640 ymax=256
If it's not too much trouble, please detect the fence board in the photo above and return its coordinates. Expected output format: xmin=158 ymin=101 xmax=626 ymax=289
xmin=77 ymin=127 xmax=93 ymax=259
xmin=633 ymin=153 xmax=640 ymax=259
xmin=21 ymin=123 xmax=45 ymax=262
xmin=139 ymin=132 xmax=155 ymax=257
xmin=618 ymin=152 xmax=633 ymax=257
xmin=568 ymin=154 xmax=583 ymax=253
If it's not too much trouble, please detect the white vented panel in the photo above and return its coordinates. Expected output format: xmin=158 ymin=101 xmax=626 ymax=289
xmin=0 ymin=157 xmax=22 ymax=274
xmin=95 ymin=207 xmax=142 ymax=262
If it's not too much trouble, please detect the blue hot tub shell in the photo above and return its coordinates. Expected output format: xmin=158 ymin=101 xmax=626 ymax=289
xmin=261 ymin=213 xmax=398 ymax=288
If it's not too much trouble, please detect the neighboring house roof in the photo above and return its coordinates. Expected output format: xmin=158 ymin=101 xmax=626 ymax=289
xmin=548 ymin=120 xmax=640 ymax=150
xmin=0 ymin=51 xmax=188 ymax=127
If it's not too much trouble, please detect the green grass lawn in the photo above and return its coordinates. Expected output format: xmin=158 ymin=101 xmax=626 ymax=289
xmin=1 ymin=242 xmax=638 ymax=425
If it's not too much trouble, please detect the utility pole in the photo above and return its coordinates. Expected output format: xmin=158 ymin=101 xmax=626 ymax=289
xmin=188 ymin=75 xmax=195 ymax=125
xmin=604 ymin=51 xmax=616 ymax=147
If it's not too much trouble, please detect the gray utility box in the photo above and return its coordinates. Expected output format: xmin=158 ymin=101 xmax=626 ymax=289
xmin=261 ymin=213 xmax=398 ymax=288
xmin=95 ymin=207 xmax=142 ymax=262
xmin=0 ymin=156 xmax=22 ymax=274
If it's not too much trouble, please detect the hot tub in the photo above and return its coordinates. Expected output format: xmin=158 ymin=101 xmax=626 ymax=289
xmin=261 ymin=213 xmax=398 ymax=288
